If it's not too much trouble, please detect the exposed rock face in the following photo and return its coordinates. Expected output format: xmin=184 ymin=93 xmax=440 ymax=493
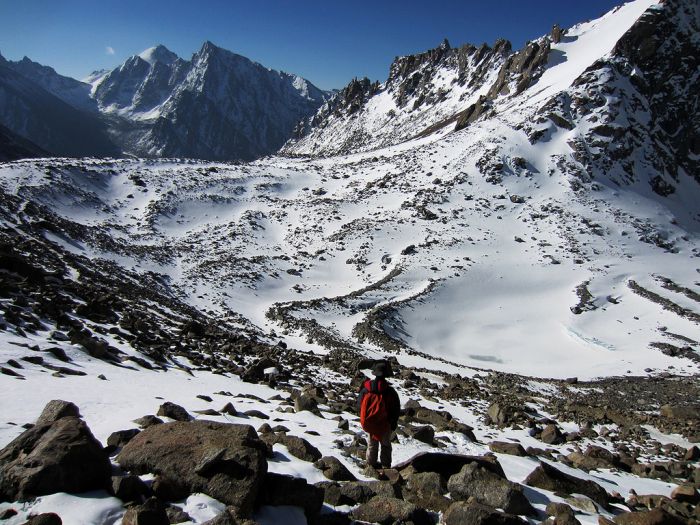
xmin=0 ymin=415 xmax=111 ymax=501
xmin=35 ymin=400 xmax=80 ymax=425
xmin=284 ymin=38 xmax=511 ymax=156
xmin=116 ymin=421 xmax=267 ymax=516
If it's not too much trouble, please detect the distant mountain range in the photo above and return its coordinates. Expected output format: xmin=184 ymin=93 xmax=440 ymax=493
xmin=0 ymin=42 xmax=329 ymax=161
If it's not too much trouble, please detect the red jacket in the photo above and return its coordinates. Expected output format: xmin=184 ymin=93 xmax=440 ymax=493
xmin=357 ymin=378 xmax=401 ymax=430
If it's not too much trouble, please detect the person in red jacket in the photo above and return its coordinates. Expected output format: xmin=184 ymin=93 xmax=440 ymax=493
xmin=357 ymin=361 xmax=400 ymax=469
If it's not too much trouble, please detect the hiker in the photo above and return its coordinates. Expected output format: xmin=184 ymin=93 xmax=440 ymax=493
xmin=357 ymin=361 xmax=400 ymax=469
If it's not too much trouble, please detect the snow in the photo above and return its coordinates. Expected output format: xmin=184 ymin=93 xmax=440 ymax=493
xmin=0 ymin=0 xmax=698 ymax=523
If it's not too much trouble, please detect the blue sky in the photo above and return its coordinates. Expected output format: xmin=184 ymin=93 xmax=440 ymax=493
xmin=0 ymin=0 xmax=624 ymax=90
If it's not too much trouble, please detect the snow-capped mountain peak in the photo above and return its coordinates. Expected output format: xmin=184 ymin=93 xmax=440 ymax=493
xmin=138 ymin=44 xmax=179 ymax=66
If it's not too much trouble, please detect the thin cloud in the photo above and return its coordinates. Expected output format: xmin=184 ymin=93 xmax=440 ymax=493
xmin=106 ymin=46 xmax=115 ymax=55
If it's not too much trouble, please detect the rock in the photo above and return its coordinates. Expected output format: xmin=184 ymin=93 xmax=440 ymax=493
xmin=22 ymin=514 xmax=62 ymax=525
xmin=256 ymin=473 xmax=324 ymax=518
xmin=133 ymin=415 xmax=163 ymax=428
xmin=670 ymin=483 xmax=699 ymax=504
xmin=340 ymin=480 xmax=396 ymax=504
xmin=350 ymin=496 xmax=432 ymax=525
xmin=273 ymin=434 xmax=322 ymax=462
xmin=117 ymin=421 xmax=267 ymax=517
xmin=659 ymin=404 xmax=700 ymax=420
xmin=394 ymin=452 xmax=506 ymax=479
xmin=314 ymin=456 xmax=356 ymax=481
xmin=220 ymin=403 xmax=237 ymax=416
xmin=443 ymin=500 xmax=526 ymax=525
xmin=447 ymin=462 xmax=536 ymax=516
xmin=122 ymin=497 xmax=169 ymax=525
xmin=0 ymin=415 xmax=111 ymax=501
xmin=1 ymin=508 xmax=18 ymax=519
xmin=489 ymin=441 xmax=528 ymax=456
xmin=613 ymin=508 xmax=685 ymax=525
xmin=487 ymin=402 xmax=513 ymax=425
xmin=156 ymin=402 xmax=191 ymax=421
xmin=111 ymin=475 xmax=151 ymax=503
xmin=684 ymin=446 xmax=699 ymax=461
xmin=165 ymin=506 xmax=192 ymax=525
xmin=407 ymin=424 xmax=435 ymax=444
xmin=293 ymin=394 xmax=318 ymax=413
xmin=525 ymin=462 xmax=610 ymax=508
xmin=35 ymin=400 xmax=79 ymax=425
xmin=107 ymin=429 xmax=141 ymax=449
xmin=403 ymin=471 xmax=451 ymax=512
xmin=541 ymin=424 xmax=564 ymax=445
xmin=546 ymin=502 xmax=576 ymax=518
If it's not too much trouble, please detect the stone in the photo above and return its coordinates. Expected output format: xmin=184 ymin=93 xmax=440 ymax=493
xmin=339 ymin=480 xmax=396 ymax=504
xmin=22 ymin=514 xmax=62 ymax=525
xmin=35 ymin=400 xmax=79 ymax=425
xmin=111 ymin=475 xmax=151 ymax=503
xmin=294 ymin=394 xmax=318 ymax=413
xmin=447 ymin=462 xmax=536 ymax=516
xmin=403 ymin=471 xmax=451 ymax=512
xmin=524 ymin=462 xmax=609 ymax=507
xmin=165 ymin=506 xmax=192 ymax=524
xmin=156 ymin=402 xmax=191 ymax=421
xmin=0 ymin=415 xmax=110 ymax=501
xmin=443 ymin=500 xmax=526 ymax=525
xmin=256 ymin=473 xmax=324 ymax=518
xmin=407 ymin=425 xmax=435 ymax=444
xmin=541 ymin=424 xmax=564 ymax=445
xmin=314 ymin=456 xmax=357 ymax=481
xmin=107 ymin=429 xmax=141 ymax=449
xmin=684 ymin=446 xmax=699 ymax=461
xmin=272 ymin=434 xmax=322 ymax=462
xmin=133 ymin=415 xmax=163 ymax=428
xmin=670 ymin=483 xmax=699 ymax=504
xmin=489 ymin=441 xmax=528 ymax=456
xmin=350 ymin=496 xmax=432 ymax=525
xmin=394 ymin=451 xmax=506 ymax=479
xmin=117 ymin=421 xmax=267 ymax=517
xmin=659 ymin=404 xmax=700 ymax=420
xmin=613 ymin=508 xmax=685 ymax=525
xmin=487 ymin=402 xmax=513 ymax=425
xmin=122 ymin=497 xmax=169 ymax=525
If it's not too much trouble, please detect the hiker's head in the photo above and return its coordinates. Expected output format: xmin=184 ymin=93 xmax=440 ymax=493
xmin=372 ymin=362 xmax=389 ymax=378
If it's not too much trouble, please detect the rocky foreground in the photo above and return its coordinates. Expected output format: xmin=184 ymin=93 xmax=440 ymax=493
xmin=1 ymin=351 xmax=699 ymax=525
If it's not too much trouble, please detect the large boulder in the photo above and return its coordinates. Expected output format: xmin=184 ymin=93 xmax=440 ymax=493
xmin=314 ymin=456 xmax=356 ymax=481
xmin=116 ymin=421 xmax=267 ymax=517
xmin=394 ymin=452 xmax=506 ymax=479
xmin=35 ymin=400 xmax=80 ymax=425
xmin=524 ymin=461 xmax=609 ymax=508
xmin=403 ymin=471 xmax=451 ymax=512
xmin=443 ymin=500 xmax=526 ymax=525
xmin=256 ymin=472 xmax=324 ymax=518
xmin=0 ymin=415 xmax=111 ymax=501
xmin=350 ymin=496 xmax=432 ymax=525
xmin=447 ymin=462 xmax=536 ymax=516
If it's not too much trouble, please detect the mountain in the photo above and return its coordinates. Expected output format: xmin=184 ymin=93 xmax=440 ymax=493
xmin=0 ymin=122 xmax=48 ymax=161
xmin=0 ymin=54 xmax=118 ymax=157
xmin=6 ymin=56 xmax=97 ymax=112
xmin=0 ymin=43 xmax=329 ymax=161
xmin=90 ymin=42 xmax=329 ymax=160
xmin=0 ymin=1 xmax=699 ymax=523
xmin=283 ymin=38 xmax=511 ymax=156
